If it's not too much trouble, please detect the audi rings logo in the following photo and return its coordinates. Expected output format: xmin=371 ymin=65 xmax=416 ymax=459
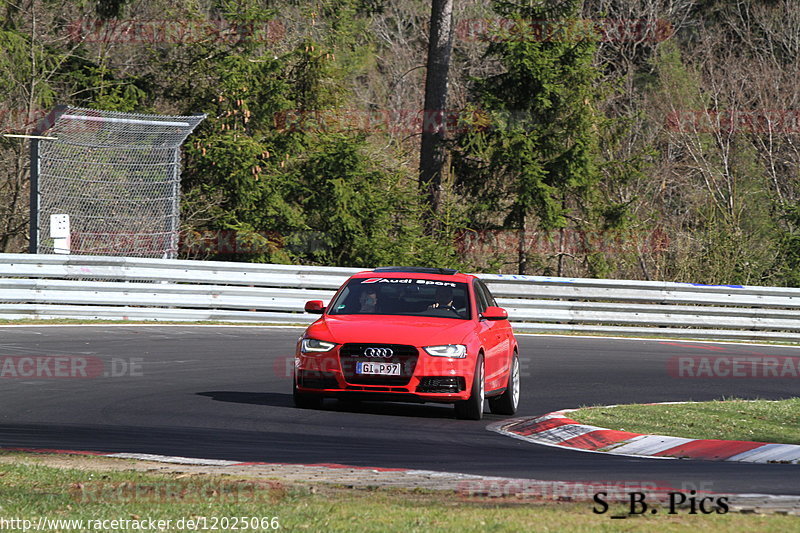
xmin=364 ymin=347 xmax=394 ymax=358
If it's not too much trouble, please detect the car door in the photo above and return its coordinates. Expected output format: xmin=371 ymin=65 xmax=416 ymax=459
xmin=480 ymin=279 xmax=513 ymax=355
xmin=473 ymin=280 xmax=507 ymax=393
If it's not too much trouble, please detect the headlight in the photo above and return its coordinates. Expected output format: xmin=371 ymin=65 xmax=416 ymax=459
xmin=424 ymin=344 xmax=467 ymax=358
xmin=301 ymin=338 xmax=336 ymax=353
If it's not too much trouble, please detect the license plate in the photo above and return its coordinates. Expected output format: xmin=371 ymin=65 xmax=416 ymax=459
xmin=356 ymin=362 xmax=401 ymax=376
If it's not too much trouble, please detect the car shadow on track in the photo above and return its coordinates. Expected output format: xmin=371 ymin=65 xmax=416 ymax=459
xmin=197 ymin=391 xmax=293 ymax=407
xmin=197 ymin=391 xmax=457 ymax=419
xmin=322 ymin=399 xmax=455 ymax=419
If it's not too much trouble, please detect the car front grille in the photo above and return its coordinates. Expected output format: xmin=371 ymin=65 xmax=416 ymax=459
xmin=339 ymin=343 xmax=418 ymax=385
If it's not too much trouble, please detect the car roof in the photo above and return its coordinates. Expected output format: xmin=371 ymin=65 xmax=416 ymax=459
xmin=372 ymin=266 xmax=458 ymax=275
xmin=350 ymin=267 xmax=475 ymax=283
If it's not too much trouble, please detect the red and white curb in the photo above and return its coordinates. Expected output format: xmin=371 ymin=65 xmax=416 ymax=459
xmin=489 ymin=407 xmax=800 ymax=464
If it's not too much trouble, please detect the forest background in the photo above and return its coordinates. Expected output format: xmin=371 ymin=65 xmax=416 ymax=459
xmin=2 ymin=0 xmax=800 ymax=286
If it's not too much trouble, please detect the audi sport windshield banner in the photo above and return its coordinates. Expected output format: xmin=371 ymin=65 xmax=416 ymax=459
xmin=328 ymin=278 xmax=471 ymax=319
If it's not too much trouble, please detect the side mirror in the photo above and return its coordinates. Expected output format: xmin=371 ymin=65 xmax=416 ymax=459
xmin=304 ymin=300 xmax=325 ymax=314
xmin=481 ymin=306 xmax=508 ymax=321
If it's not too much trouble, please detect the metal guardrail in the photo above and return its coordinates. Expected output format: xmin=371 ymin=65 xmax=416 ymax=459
xmin=1 ymin=253 xmax=799 ymax=342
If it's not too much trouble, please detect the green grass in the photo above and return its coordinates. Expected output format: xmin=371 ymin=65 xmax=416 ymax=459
xmin=569 ymin=399 xmax=800 ymax=444
xmin=0 ymin=453 xmax=796 ymax=532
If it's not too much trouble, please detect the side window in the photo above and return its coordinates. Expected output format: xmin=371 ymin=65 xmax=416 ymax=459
xmin=478 ymin=280 xmax=497 ymax=307
xmin=473 ymin=280 xmax=489 ymax=314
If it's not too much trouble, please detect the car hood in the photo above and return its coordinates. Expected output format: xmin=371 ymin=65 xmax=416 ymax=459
xmin=306 ymin=314 xmax=474 ymax=346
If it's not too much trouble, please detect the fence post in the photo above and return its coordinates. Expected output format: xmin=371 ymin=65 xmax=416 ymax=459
xmin=28 ymin=138 xmax=39 ymax=254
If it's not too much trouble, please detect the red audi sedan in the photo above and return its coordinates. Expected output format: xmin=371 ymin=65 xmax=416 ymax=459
xmin=293 ymin=267 xmax=520 ymax=419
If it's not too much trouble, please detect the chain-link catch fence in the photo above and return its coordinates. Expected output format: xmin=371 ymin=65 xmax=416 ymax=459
xmin=31 ymin=105 xmax=205 ymax=258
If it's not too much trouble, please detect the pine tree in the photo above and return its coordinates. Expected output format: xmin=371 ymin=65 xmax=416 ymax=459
xmin=455 ymin=0 xmax=603 ymax=275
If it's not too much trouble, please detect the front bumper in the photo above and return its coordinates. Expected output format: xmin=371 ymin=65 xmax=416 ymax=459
xmin=295 ymin=344 xmax=473 ymax=403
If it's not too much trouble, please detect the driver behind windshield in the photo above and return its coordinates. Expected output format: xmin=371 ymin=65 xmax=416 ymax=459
xmin=359 ymin=287 xmax=379 ymax=313
xmin=427 ymin=286 xmax=454 ymax=310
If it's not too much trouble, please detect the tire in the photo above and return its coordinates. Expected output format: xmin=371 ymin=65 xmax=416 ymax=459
xmin=455 ymin=354 xmax=485 ymax=420
xmin=293 ymin=374 xmax=323 ymax=409
xmin=488 ymin=352 xmax=520 ymax=415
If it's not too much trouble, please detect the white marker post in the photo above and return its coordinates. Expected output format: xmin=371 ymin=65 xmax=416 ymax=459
xmin=50 ymin=214 xmax=71 ymax=254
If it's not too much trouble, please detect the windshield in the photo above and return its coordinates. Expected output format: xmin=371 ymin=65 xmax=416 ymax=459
xmin=328 ymin=278 xmax=471 ymax=320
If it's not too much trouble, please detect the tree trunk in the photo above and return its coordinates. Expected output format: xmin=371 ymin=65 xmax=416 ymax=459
xmin=419 ymin=0 xmax=454 ymax=222
xmin=518 ymin=211 xmax=527 ymax=275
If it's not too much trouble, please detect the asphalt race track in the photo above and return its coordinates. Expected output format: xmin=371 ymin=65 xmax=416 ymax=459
xmin=1 ymin=326 xmax=798 ymax=495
